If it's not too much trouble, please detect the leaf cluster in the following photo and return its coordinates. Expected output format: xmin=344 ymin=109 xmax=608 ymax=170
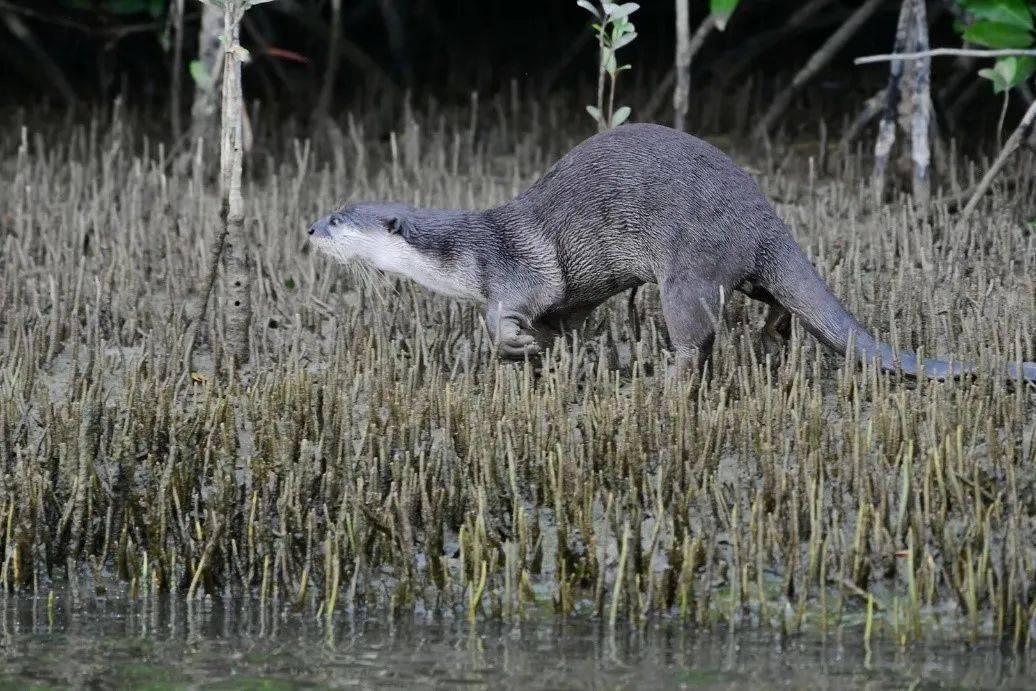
xmin=955 ymin=0 xmax=1036 ymax=92
xmin=578 ymin=2 xmax=639 ymax=129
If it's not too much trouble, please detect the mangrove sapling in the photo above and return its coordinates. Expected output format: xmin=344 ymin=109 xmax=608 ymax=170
xmin=577 ymin=1 xmax=639 ymax=130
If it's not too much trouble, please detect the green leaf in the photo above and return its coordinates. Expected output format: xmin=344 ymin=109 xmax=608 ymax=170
xmin=978 ymin=66 xmax=1009 ymax=91
xmin=586 ymin=104 xmax=603 ymax=122
xmin=609 ymin=2 xmax=639 ymax=19
xmin=602 ymin=1 xmax=619 ymax=15
xmin=189 ymin=59 xmax=213 ymax=91
xmin=576 ymin=0 xmax=600 ymax=19
xmin=979 ymin=55 xmax=1036 ymax=92
xmin=959 ymin=0 xmax=1033 ymax=31
xmin=613 ymin=31 xmax=637 ymax=50
xmin=605 ymin=52 xmax=617 ymax=76
xmin=1004 ymin=55 xmax=1036 ymax=86
xmin=963 ymin=20 xmax=1034 ymax=48
xmin=610 ymin=105 xmax=631 ymax=128
xmin=710 ymin=0 xmax=741 ymax=31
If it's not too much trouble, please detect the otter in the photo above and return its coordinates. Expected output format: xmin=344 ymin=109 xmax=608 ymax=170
xmin=308 ymin=123 xmax=1035 ymax=383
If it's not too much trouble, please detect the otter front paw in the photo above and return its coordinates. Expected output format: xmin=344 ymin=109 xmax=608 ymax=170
xmin=485 ymin=307 xmax=543 ymax=360
xmin=498 ymin=331 xmax=543 ymax=360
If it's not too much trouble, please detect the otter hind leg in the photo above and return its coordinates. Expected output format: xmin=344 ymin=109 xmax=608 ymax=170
xmin=660 ymin=274 xmax=722 ymax=371
xmin=740 ymin=283 xmax=792 ymax=350
xmin=763 ymin=303 xmax=792 ymax=343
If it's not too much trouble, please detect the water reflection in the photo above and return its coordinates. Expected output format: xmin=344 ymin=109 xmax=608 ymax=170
xmin=0 ymin=590 xmax=1029 ymax=688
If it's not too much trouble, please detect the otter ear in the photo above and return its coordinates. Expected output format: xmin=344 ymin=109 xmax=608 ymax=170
xmin=386 ymin=216 xmax=416 ymax=240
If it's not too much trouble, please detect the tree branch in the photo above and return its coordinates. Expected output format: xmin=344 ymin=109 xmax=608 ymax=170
xmin=856 ymin=48 xmax=1036 ymax=65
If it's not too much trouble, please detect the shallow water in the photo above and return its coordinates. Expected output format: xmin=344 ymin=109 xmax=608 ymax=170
xmin=0 ymin=593 xmax=1031 ymax=689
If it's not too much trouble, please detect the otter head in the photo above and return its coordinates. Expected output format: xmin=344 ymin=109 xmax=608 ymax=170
xmin=307 ymin=202 xmax=481 ymax=300
xmin=307 ymin=202 xmax=418 ymax=262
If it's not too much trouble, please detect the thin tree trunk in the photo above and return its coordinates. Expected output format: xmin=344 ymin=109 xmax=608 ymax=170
xmin=170 ymin=0 xmax=185 ymax=140
xmin=873 ymin=0 xmax=913 ymax=192
xmin=754 ymin=0 xmax=884 ymax=139
xmin=595 ymin=14 xmax=607 ymax=131
xmin=220 ymin=1 xmax=251 ymax=365
xmin=191 ymin=4 xmax=223 ymax=144
xmin=644 ymin=14 xmax=713 ymax=123
xmin=313 ymin=0 xmax=343 ymax=129
xmin=673 ymin=0 xmax=691 ymax=131
xmin=377 ymin=0 xmax=410 ymax=84
xmin=873 ymin=0 xmax=931 ymax=204
xmin=647 ymin=0 xmax=838 ymax=122
xmin=908 ymin=0 xmax=931 ymax=205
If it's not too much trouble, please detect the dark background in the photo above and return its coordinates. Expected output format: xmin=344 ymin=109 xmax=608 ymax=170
xmin=0 ymin=1 xmax=967 ymax=107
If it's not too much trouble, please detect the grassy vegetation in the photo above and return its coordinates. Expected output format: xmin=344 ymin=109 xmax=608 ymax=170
xmin=0 ymin=89 xmax=1033 ymax=647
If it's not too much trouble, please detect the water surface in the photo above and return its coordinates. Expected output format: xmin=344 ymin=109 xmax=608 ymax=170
xmin=0 ymin=593 xmax=1030 ymax=689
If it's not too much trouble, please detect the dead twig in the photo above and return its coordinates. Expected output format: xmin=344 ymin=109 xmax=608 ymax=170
xmin=857 ymin=48 xmax=1036 ymax=65
xmin=0 ymin=1 xmax=172 ymax=38
xmin=1 ymin=11 xmax=76 ymax=103
xmin=754 ymin=0 xmax=885 ymax=140
xmin=959 ymin=96 xmax=1036 ymax=222
xmin=312 ymin=0 xmax=343 ymax=129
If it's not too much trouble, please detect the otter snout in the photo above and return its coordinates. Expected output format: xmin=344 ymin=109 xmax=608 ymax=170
xmin=307 ymin=216 xmax=333 ymax=239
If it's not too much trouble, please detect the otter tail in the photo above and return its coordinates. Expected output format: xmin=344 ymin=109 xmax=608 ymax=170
xmin=758 ymin=242 xmax=1036 ymax=384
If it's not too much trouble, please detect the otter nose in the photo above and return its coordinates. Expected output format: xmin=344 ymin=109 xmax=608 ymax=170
xmin=308 ymin=218 xmax=331 ymax=239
